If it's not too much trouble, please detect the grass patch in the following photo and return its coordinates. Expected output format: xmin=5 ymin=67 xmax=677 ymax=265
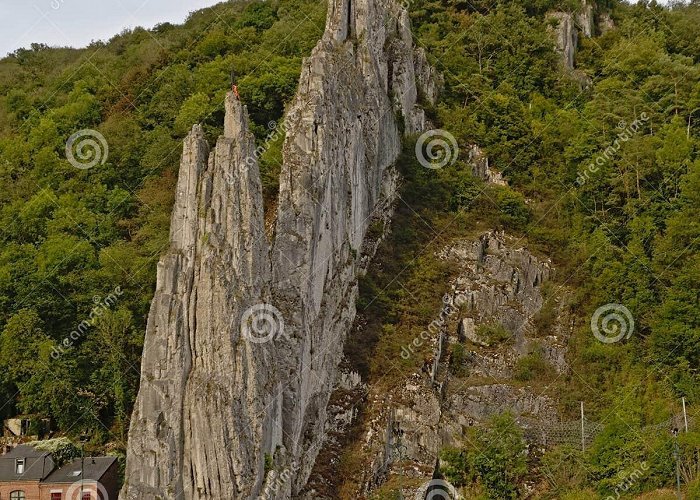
xmin=476 ymin=321 xmax=513 ymax=345
xmin=513 ymin=349 xmax=555 ymax=382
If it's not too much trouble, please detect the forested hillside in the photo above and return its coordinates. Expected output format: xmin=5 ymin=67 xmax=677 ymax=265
xmin=0 ymin=0 xmax=326 ymax=441
xmin=1 ymin=0 xmax=700 ymax=497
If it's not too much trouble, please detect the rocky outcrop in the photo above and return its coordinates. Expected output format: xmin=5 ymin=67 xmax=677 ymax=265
xmin=347 ymin=232 xmax=571 ymax=498
xmin=467 ymin=145 xmax=507 ymax=186
xmin=122 ymin=96 xmax=274 ymax=500
xmin=599 ymin=12 xmax=615 ymax=34
xmin=121 ymin=0 xmax=436 ymax=498
xmin=577 ymin=0 xmax=595 ymax=37
xmin=547 ymin=0 xmax=596 ymax=70
xmin=548 ymin=11 xmax=578 ymax=70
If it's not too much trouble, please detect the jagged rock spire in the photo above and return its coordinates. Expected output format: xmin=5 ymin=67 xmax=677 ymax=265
xmin=122 ymin=94 xmax=272 ymax=499
xmin=122 ymin=0 xmax=439 ymax=497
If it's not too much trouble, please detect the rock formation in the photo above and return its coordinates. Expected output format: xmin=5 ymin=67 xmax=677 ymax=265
xmin=467 ymin=145 xmax=507 ymax=186
xmin=548 ymin=11 xmax=579 ymax=70
xmin=547 ymin=0 xmax=597 ymax=70
xmin=330 ymin=232 xmax=570 ymax=498
xmin=121 ymin=0 xmax=437 ymax=498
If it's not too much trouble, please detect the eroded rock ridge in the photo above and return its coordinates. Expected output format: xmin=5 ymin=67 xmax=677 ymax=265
xmin=121 ymin=0 xmax=437 ymax=498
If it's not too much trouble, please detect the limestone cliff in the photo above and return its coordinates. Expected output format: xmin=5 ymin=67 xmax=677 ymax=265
xmin=548 ymin=0 xmax=598 ymax=70
xmin=121 ymin=0 xmax=436 ymax=498
xmin=347 ymin=232 xmax=570 ymax=498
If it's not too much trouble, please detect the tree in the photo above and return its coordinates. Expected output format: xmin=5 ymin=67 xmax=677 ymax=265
xmin=442 ymin=413 xmax=528 ymax=499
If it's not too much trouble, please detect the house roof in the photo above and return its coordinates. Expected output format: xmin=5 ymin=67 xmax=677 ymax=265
xmin=0 ymin=445 xmax=55 ymax=481
xmin=43 ymin=456 xmax=117 ymax=484
xmin=3 ymin=444 xmax=50 ymax=459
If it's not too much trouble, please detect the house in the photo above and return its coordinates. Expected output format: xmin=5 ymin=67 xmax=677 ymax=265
xmin=3 ymin=418 xmax=51 ymax=440
xmin=0 ymin=444 xmax=118 ymax=500
xmin=0 ymin=445 xmax=55 ymax=499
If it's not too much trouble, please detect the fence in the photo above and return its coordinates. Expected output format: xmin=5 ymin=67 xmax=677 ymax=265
xmin=510 ymin=400 xmax=694 ymax=450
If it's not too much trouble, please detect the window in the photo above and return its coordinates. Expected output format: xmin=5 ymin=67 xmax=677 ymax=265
xmin=82 ymin=493 xmax=93 ymax=500
xmin=51 ymin=493 xmax=62 ymax=500
xmin=10 ymin=491 xmax=26 ymax=500
xmin=15 ymin=458 xmax=25 ymax=474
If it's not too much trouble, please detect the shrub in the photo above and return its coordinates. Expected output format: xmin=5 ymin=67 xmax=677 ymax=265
xmin=442 ymin=413 xmax=527 ymax=499
xmin=450 ymin=342 xmax=467 ymax=376
xmin=494 ymin=187 xmax=531 ymax=229
xmin=514 ymin=349 xmax=555 ymax=382
xmin=477 ymin=322 xmax=513 ymax=345
xmin=29 ymin=437 xmax=80 ymax=467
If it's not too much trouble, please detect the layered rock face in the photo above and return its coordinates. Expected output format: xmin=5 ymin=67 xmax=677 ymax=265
xmin=121 ymin=0 xmax=436 ymax=498
xmin=349 ymin=232 xmax=570 ymax=498
xmin=547 ymin=0 xmax=597 ymax=70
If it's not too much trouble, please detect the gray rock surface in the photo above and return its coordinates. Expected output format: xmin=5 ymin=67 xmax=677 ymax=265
xmin=599 ymin=12 xmax=615 ymax=34
xmin=576 ymin=0 xmax=595 ymax=37
xmin=121 ymin=0 xmax=436 ymax=498
xmin=548 ymin=11 xmax=578 ymax=70
xmin=352 ymin=232 xmax=570 ymax=498
xmin=548 ymin=1 xmax=597 ymax=70
xmin=467 ymin=145 xmax=507 ymax=186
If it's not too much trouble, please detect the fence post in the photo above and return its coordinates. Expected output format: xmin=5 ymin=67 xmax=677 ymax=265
xmin=683 ymin=397 xmax=689 ymax=432
xmin=580 ymin=401 xmax=585 ymax=453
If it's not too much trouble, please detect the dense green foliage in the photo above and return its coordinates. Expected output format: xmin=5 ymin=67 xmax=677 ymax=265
xmin=0 ymin=0 xmax=325 ymax=443
xmin=404 ymin=0 xmax=700 ymax=496
xmin=441 ymin=413 xmax=528 ymax=499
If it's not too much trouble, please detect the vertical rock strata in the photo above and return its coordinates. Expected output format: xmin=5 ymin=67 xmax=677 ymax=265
xmin=121 ymin=0 xmax=436 ymax=498
xmin=547 ymin=0 xmax=597 ymax=70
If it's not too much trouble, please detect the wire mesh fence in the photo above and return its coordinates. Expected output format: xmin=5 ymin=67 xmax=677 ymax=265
xmin=511 ymin=410 xmax=695 ymax=448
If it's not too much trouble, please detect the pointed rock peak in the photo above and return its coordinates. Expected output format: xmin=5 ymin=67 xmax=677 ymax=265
xmin=324 ymin=0 xmax=351 ymax=42
xmin=188 ymin=123 xmax=205 ymax=140
xmin=224 ymin=91 xmax=250 ymax=139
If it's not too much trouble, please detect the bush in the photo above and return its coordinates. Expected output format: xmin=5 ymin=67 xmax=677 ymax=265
xmin=493 ymin=187 xmax=530 ymax=229
xmin=514 ymin=349 xmax=555 ymax=382
xmin=477 ymin=322 xmax=513 ymax=345
xmin=450 ymin=342 xmax=467 ymax=376
xmin=29 ymin=437 xmax=80 ymax=467
xmin=442 ymin=413 xmax=527 ymax=499
xmin=541 ymin=446 xmax=586 ymax=494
